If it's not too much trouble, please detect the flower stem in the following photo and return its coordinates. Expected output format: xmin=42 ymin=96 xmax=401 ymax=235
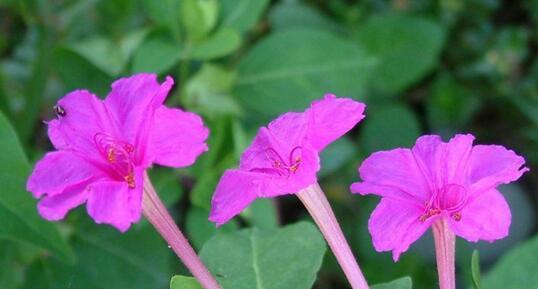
xmin=432 ymin=219 xmax=456 ymax=289
xmin=142 ymin=173 xmax=222 ymax=289
xmin=297 ymin=183 xmax=370 ymax=289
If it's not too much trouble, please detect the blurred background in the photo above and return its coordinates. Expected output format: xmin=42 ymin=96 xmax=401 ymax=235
xmin=0 ymin=0 xmax=537 ymax=288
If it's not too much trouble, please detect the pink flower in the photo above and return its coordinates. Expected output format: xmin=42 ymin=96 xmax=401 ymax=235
xmin=351 ymin=134 xmax=529 ymax=261
xmin=27 ymin=73 xmax=209 ymax=232
xmin=209 ymin=94 xmax=366 ymax=225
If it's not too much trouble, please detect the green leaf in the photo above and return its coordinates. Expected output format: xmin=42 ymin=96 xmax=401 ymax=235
xmin=371 ymin=277 xmax=412 ymax=289
xmin=241 ymin=199 xmax=279 ymax=229
xmin=359 ymin=104 xmax=421 ymax=154
xmin=319 ymin=137 xmax=357 ymax=177
xmin=181 ymin=0 xmax=218 ymax=41
xmin=200 ymin=221 xmax=326 ymax=289
xmin=184 ymin=64 xmax=241 ymax=116
xmin=132 ymin=31 xmax=182 ymax=74
xmin=186 ymin=206 xmax=238 ymax=250
xmin=220 ymin=0 xmax=270 ymax=33
xmin=53 ymin=47 xmax=112 ymax=96
xmin=355 ymin=14 xmax=445 ymax=93
xmin=268 ymin=1 xmax=342 ymax=33
xmin=170 ymin=275 xmax=202 ymax=289
xmin=234 ymin=28 xmax=375 ymax=125
xmin=482 ymin=234 xmax=538 ymax=289
xmin=69 ymin=29 xmax=148 ymax=76
xmin=471 ymin=250 xmax=483 ymax=289
xmin=21 ymin=221 xmax=173 ymax=289
xmin=190 ymin=28 xmax=242 ymax=60
xmin=148 ymin=167 xmax=183 ymax=207
xmin=141 ymin=0 xmax=181 ymax=30
xmin=0 ymin=112 xmax=74 ymax=263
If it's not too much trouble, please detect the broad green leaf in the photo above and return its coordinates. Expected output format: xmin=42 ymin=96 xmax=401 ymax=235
xmin=132 ymin=31 xmax=182 ymax=74
xmin=190 ymin=28 xmax=242 ymax=60
xmin=141 ymin=0 xmax=181 ymax=31
xmin=234 ymin=28 xmax=375 ymax=124
xmin=241 ymin=199 xmax=279 ymax=229
xmin=148 ymin=167 xmax=183 ymax=207
xmin=355 ymin=15 xmax=445 ymax=93
xmin=371 ymin=277 xmax=412 ymax=289
xmin=471 ymin=250 xmax=483 ymax=289
xmin=220 ymin=0 xmax=270 ymax=33
xmin=184 ymin=64 xmax=240 ymax=116
xmin=200 ymin=221 xmax=326 ymax=289
xmin=53 ymin=47 xmax=112 ymax=96
xmin=170 ymin=275 xmax=202 ymax=289
xmin=482 ymin=234 xmax=538 ymax=289
xmin=427 ymin=74 xmax=480 ymax=133
xmin=0 ymin=241 xmax=25 ymax=289
xmin=268 ymin=1 xmax=342 ymax=33
xmin=181 ymin=0 xmax=218 ymax=41
xmin=69 ymin=29 xmax=148 ymax=76
xmin=186 ymin=206 xmax=238 ymax=250
xmin=21 ymin=221 xmax=172 ymax=289
xmin=360 ymin=104 xmax=421 ymax=154
xmin=319 ymin=137 xmax=357 ymax=177
xmin=0 ymin=112 xmax=74 ymax=263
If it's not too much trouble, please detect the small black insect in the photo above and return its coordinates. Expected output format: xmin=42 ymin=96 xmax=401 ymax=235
xmin=53 ymin=104 xmax=66 ymax=117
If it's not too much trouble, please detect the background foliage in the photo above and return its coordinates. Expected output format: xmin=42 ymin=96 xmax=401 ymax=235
xmin=0 ymin=0 xmax=537 ymax=288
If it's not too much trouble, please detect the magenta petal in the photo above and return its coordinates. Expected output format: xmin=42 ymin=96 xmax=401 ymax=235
xmin=368 ymin=198 xmax=430 ymax=261
xmin=37 ymin=181 xmax=89 ymax=220
xmin=306 ymin=94 xmax=366 ymax=151
xmin=444 ymin=134 xmax=475 ymax=184
xmin=105 ymin=73 xmax=173 ymax=151
xmin=468 ymin=145 xmax=529 ymax=196
xmin=351 ymin=148 xmax=430 ymax=203
xmin=47 ymin=90 xmax=111 ymax=155
xmin=448 ymin=189 xmax=511 ymax=242
xmin=27 ymin=151 xmax=97 ymax=198
xmin=411 ymin=135 xmax=445 ymax=189
xmin=86 ymin=169 xmax=143 ymax=232
xmin=209 ymin=170 xmax=260 ymax=226
xmin=151 ymin=107 xmax=209 ymax=167
xmin=267 ymin=112 xmax=309 ymax=148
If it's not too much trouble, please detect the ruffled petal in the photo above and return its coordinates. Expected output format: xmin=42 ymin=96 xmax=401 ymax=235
xmin=444 ymin=134 xmax=475 ymax=184
xmin=27 ymin=151 xmax=97 ymax=198
xmin=37 ymin=181 xmax=89 ymax=220
xmin=267 ymin=112 xmax=309 ymax=150
xmin=105 ymin=73 xmax=174 ymax=165
xmin=306 ymin=94 xmax=365 ymax=151
xmin=351 ymin=148 xmax=430 ymax=204
xmin=209 ymin=170 xmax=260 ymax=226
xmin=47 ymin=90 xmax=112 ymax=155
xmin=368 ymin=198 xmax=431 ymax=261
xmin=151 ymin=106 xmax=209 ymax=167
xmin=468 ymin=145 xmax=528 ymax=197
xmin=86 ymin=168 xmax=143 ymax=232
xmin=410 ymin=135 xmax=445 ymax=190
xmin=449 ymin=189 xmax=511 ymax=242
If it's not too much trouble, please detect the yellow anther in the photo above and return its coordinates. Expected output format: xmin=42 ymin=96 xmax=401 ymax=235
xmin=125 ymin=173 xmax=136 ymax=188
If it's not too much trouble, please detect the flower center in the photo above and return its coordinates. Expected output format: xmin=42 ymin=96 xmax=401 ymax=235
xmin=250 ymin=146 xmax=303 ymax=177
xmin=94 ymin=133 xmax=136 ymax=188
xmin=419 ymin=184 xmax=467 ymax=222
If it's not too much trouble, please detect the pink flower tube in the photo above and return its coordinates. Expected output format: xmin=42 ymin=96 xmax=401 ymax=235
xmin=351 ymin=134 xmax=528 ymax=289
xmin=209 ymin=94 xmax=370 ymax=289
xmin=27 ymin=74 xmax=221 ymax=289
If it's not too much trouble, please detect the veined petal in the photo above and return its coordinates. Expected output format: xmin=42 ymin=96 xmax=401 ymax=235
xmin=105 ymin=73 xmax=174 ymax=165
xmin=209 ymin=170 xmax=260 ymax=226
xmin=411 ymin=135 xmax=445 ymax=191
xmin=444 ymin=134 xmax=475 ymax=185
xmin=86 ymin=168 xmax=143 ymax=232
xmin=27 ymin=151 xmax=97 ymax=198
xmin=468 ymin=145 xmax=528 ymax=197
xmin=151 ymin=106 xmax=209 ymax=167
xmin=37 ymin=181 xmax=89 ymax=220
xmin=47 ymin=90 xmax=112 ymax=155
xmin=448 ymin=189 xmax=511 ymax=242
xmin=306 ymin=94 xmax=365 ymax=151
xmin=368 ymin=198 xmax=431 ymax=261
xmin=351 ymin=148 xmax=430 ymax=203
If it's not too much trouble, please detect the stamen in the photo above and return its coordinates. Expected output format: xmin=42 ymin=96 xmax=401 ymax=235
xmin=107 ymin=148 xmax=116 ymax=163
xmin=250 ymin=146 xmax=304 ymax=177
xmin=125 ymin=172 xmax=136 ymax=188
xmin=451 ymin=212 xmax=462 ymax=221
